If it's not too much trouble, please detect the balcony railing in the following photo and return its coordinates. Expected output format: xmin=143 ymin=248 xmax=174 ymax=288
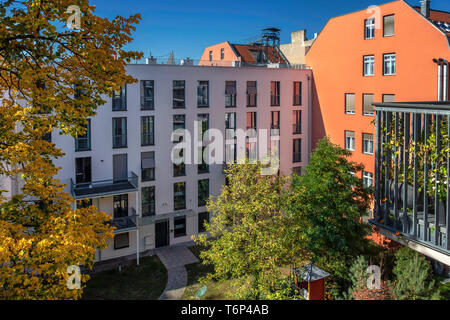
xmin=71 ymin=172 xmax=138 ymax=200
xmin=111 ymin=208 xmax=137 ymax=232
xmin=372 ymin=102 xmax=450 ymax=256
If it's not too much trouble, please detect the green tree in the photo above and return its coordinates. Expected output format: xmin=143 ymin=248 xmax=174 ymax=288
xmin=392 ymin=248 xmax=437 ymax=300
xmin=194 ymin=161 xmax=309 ymax=300
xmin=0 ymin=0 xmax=142 ymax=299
xmin=289 ymin=137 xmax=373 ymax=295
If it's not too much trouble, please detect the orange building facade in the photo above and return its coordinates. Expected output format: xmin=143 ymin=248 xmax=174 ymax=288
xmin=306 ymin=0 xmax=450 ymax=182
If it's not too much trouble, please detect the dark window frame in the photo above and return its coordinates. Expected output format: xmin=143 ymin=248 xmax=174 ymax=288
xmin=141 ymin=80 xmax=155 ymax=110
xmin=174 ymin=216 xmax=187 ymax=238
xmin=270 ymin=81 xmax=280 ymax=106
xmin=173 ymin=80 xmax=186 ymax=109
xmin=75 ymin=119 xmax=91 ymax=152
xmin=293 ymin=82 xmax=302 ymax=106
xmin=112 ymin=117 xmax=127 ymax=149
xmin=141 ymin=116 xmax=155 ymax=146
xmin=114 ymin=233 xmax=129 ymax=250
xmin=174 ymin=182 xmax=186 ymax=211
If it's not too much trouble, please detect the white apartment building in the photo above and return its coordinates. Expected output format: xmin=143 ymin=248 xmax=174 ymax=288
xmin=13 ymin=64 xmax=313 ymax=263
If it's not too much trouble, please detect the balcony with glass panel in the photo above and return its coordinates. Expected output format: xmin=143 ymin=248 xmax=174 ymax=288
xmin=70 ymin=172 xmax=138 ymax=200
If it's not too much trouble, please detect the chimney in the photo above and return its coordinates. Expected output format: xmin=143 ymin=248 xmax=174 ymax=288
xmin=420 ymin=0 xmax=430 ymax=18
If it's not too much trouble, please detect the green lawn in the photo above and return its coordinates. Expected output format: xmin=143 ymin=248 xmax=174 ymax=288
xmin=182 ymin=245 xmax=236 ymax=300
xmin=82 ymin=255 xmax=167 ymax=300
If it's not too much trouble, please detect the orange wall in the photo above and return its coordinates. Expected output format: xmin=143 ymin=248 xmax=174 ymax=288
xmin=306 ymin=0 xmax=450 ymax=177
xmin=199 ymin=42 xmax=238 ymax=66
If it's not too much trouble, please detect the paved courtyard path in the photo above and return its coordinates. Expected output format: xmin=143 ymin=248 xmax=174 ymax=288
xmin=156 ymin=245 xmax=199 ymax=300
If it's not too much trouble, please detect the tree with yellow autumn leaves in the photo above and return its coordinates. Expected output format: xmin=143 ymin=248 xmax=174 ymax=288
xmin=0 ymin=0 xmax=142 ymax=299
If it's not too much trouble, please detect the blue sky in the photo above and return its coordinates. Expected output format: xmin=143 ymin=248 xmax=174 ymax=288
xmin=91 ymin=0 xmax=450 ymax=62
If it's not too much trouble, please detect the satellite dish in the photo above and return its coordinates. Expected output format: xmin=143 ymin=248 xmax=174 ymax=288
xmin=195 ymin=286 xmax=207 ymax=299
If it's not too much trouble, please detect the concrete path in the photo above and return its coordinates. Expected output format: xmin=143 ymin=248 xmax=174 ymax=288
xmin=156 ymin=245 xmax=199 ymax=300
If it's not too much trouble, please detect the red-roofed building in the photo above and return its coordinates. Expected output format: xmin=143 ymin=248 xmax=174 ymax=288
xmin=199 ymin=41 xmax=289 ymax=67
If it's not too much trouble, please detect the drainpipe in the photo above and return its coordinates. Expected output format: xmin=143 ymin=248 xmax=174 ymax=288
xmin=443 ymin=63 xmax=448 ymax=101
xmin=434 ymin=58 xmax=448 ymax=101
xmin=438 ymin=63 xmax=442 ymax=101
xmin=307 ymin=73 xmax=312 ymax=163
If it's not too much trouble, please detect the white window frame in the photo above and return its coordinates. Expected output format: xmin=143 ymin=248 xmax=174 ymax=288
xmin=363 ymin=172 xmax=374 ymax=188
xmin=383 ymin=54 xmax=396 ymax=76
xmin=365 ymin=19 xmax=375 ymax=39
xmin=364 ymin=55 xmax=375 ymax=76
xmin=363 ymin=134 xmax=374 ymax=155
xmin=345 ymin=131 xmax=355 ymax=152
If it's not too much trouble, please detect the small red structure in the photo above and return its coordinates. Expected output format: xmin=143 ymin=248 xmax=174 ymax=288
xmin=293 ymin=263 xmax=330 ymax=300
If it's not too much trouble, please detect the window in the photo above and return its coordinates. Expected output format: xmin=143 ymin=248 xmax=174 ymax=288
xmin=293 ymin=82 xmax=302 ymax=106
xmin=75 ymin=119 xmax=91 ymax=151
xmin=363 ymin=94 xmax=374 ymax=116
xmin=114 ymin=233 xmax=129 ymax=250
xmin=247 ymin=81 xmax=257 ymax=107
xmin=383 ymin=54 xmax=396 ymax=76
xmin=225 ymin=112 xmax=236 ymax=139
xmin=42 ymin=131 xmax=52 ymax=143
xmin=292 ymin=167 xmax=302 ymax=176
xmin=345 ymin=94 xmax=355 ymax=114
xmin=225 ymin=143 xmax=237 ymax=164
xmin=198 ymin=146 xmax=209 ymax=174
xmin=293 ymin=139 xmax=302 ymax=163
xmin=271 ymin=111 xmax=280 ymax=136
xmin=246 ymin=112 xmax=257 ymax=130
xmin=209 ymin=51 xmax=212 ymax=62
xmin=173 ymin=80 xmax=185 ymax=108
xmin=383 ymin=15 xmax=395 ymax=37
xmin=141 ymin=116 xmax=154 ymax=146
xmin=173 ymin=114 xmax=185 ymax=143
xmin=246 ymin=141 xmax=257 ymax=161
xmin=140 ymin=80 xmax=154 ymax=110
xmin=113 ymin=117 xmax=127 ymax=148
xmin=77 ymin=199 xmax=92 ymax=209
xmin=271 ymin=81 xmax=280 ymax=106
xmin=293 ymin=110 xmax=302 ymax=134
xmin=363 ymin=133 xmax=374 ymax=155
xmin=112 ymin=86 xmax=126 ymax=111
xmin=363 ymin=171 xmax=374 ymax=188
xmin=225 ymin=81 xmax=237 ymax=107
xmin=220 ymin=48 xmax=225 ymax=60
xmin=141 ymin=151 xmax=155 ymax=182
xmin=198 ymin=212 xmax=210 ymax=233
xmin=174 ymin=182 xmax=186 ymax=211
xmin=75 ymin=157 xmax=91 ymax=184
xmin=198 ymin=114 xmax=209 ymax=139
xmin=173 ymin=115 xmax=185 ymax=131
xmin=113 ymin=194 xmax=128 ymax=218
xmin=365 ymin=18 xmax=375 ymax=39
xmin=345 ymin=131 xmax=355 ymax=151
xmin=197 ymin=81 xmax=209 ymax=107
xmin=383 ymin=94 xmax=395 ymax=103
xmin=363 ymin=55 xmax=375 ymax=76
xmin=174 ymin=216 xmax=186 ymax=238
xmin=142 ymin=186 xmax=155 ymax=217
xmin=173 ymin=149 xmax=185 ymax=177
xmin=198 ymin=179 xmax=209 ymax=207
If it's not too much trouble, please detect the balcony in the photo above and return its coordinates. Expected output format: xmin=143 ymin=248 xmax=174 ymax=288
xmin=71 ymin=172 xmax=138 ymax=200
xmin=111 ymin=208 xmax=138 ymax=233
xmin=372 ymin=102 xmax=450 ymax=263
